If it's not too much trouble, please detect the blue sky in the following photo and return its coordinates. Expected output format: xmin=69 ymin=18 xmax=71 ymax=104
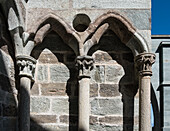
xmin=152 ymin=0 xmax=170 ymax=35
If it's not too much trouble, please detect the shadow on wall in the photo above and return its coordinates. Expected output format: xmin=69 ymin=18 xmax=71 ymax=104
xmin=30 ymin=31 xmax=78 ymax=131
xmin=88 ymin=29 xmax=138 ymax=131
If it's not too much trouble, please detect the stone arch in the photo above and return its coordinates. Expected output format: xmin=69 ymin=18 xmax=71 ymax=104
xmin=29 ymin=13 xmax=80 ymax=55
xmin=85 ymin=11 xmax=150 ymax=56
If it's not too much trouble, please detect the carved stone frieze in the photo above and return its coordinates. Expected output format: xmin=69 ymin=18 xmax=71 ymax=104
xmin=16 ymin=55 xmax=36 ymax=81
xmin=76 ymin=56 xmax=94 ymax=79
xmin=135 ymin=53 xmax=155 ymax=76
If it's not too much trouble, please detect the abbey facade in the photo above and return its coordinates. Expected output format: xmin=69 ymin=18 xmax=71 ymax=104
xmin=0 ymin=0 xmax=157 ymax=131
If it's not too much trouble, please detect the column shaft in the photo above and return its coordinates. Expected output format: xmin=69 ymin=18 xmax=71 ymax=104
xmin=79 ymin=78 xmax=90 ymax=131
xmin=19 ymin=77 xmax=31 ymax=131
xmin=139 ymin=76 xmax=151 ymax=131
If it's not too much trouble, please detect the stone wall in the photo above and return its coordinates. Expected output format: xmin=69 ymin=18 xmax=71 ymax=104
xmin=29 ymin=31 xmax=139 ymax=131
xmin=0 ymin=0 xmax=152 ymax=130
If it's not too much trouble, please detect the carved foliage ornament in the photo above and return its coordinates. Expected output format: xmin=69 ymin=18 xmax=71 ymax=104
xmin=135 ymin=53 xmax=155 ymax=76
xmin=16 ymin=55 xmax=37 ymax=81
xmin=76 ymin=56 xmax=94 ymax=79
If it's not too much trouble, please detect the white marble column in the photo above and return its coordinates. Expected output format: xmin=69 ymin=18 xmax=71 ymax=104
xmin=135 ymin=53 xmax=155 ymax=131
xmin=17 ymin=55 xmax=36 ymax=131
xmin=76 ymin=56 xmax=94 ymax=131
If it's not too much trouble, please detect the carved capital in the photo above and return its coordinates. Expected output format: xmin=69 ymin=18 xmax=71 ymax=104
xmin=76 ymin=56 xmax=94 ymax=79
xmin=16 ymin=55 xmax=37 ymax=81
xmin=135 ymin=53 xmax=155 ymax=76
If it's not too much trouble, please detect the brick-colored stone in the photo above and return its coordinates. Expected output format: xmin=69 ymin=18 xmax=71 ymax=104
xmin=40 ymin=83 xmax=67 ymax=96
xmin=99 ymin=116 xmax=123 ymax=124
xmin=99 ymin=84 xmax=120 ymax=97
xmin=60 ymin=115 xmax=78 ymax=125
xmin=38 ymin=52 xmax=60 ymax=64
xmin=31 ymin=115 xmax=57 ymax=123
xmin=90 ymin=116 xmax=98 ymax=125
xmin=90 ymin=84 xmax=98 ymax=97
xmin=31 ymin=83 xmax=39 ymax=95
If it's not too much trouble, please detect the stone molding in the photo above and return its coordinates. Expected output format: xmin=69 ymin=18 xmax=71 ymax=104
xmin=135 ymin=53 xmax=155 ymax=76
xmin=16 ymin=55 xmax=37 ymax=81
xmin=76 ymin=56 xmax=94 ymax=79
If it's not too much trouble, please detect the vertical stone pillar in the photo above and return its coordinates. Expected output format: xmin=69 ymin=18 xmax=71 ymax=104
xmin=76 ymin=56 xmax=94 ymax=131
xmin=16 ymin=55 xmax=36 ymax=131
xmin=135 ymin=53 xmax=155 ymax=131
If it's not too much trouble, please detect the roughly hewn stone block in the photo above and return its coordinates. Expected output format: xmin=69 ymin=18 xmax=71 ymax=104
xmin=99 ymin=116 xmax=123 ymax=124
xmin=60 ymin=115 xmax=78 ymax=125
xmin=40 ymin=83 xmax=67 ymax=96
xmin=31 ymin=83 xmax=39 ymax=95
xmin=90 ymin=124 xmax=123 ymax=131
xmin=91 ymin=98 xmax=123 ymax=115
xmin=31 ymin=115 xmax=57 ymax=123
xmin=51 ymin=98 xmax=69 ymax=114
xmin=90 ymin=84 xmax=98 ymax=97
xmin=105 ymin=65 xmax=124 ymax=83
xmin=73 ymin=0 xmax=150 ymax=9
xmin=91 ymin=65 xmax=105 ymax=83
xmin=37 ymin=65 xmax=48 ymax=82
xmin=99 ymin=84 xmax=120 ymax=97
xmin=28 ymin=0 xmax=69 ymax=10
xmin=38 ymin=52 xmax=60 ymax=64
xmin=50 ymin=65 xmax=69 ymax=82
xmin=31 ymin=97 xmax=50 ymax=113
xmin=90 ymin=116 xmax=98 ymax=125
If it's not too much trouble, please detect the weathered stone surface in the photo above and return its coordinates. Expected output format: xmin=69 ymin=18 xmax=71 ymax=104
xmin=51 ymin=98 xmax=69 ymax=114
xmin=31 ymin=115 xmax=57 ymax=123
xmin=99 ymin=116 xmax=123 ymax=124
xmin=40 ymin=83 xmax=67 ymax=96
xmin=91 ymin=98 xmax=123 ymax=115
xmin=50 ymin=65 xmax=69 ymax=82
xmin=105 ymin=64 xmax=124 ymax=83
xmin=38 ymin=52 xmax=60 ymax=64
xmin=31 ymin=83 xmax=39 ymax=95
xmin=37 ymin=65 xmax=48 ymax=82
xmin=90 ymin=116 xmax=98 ymax=125
xmin=99 ymin=84 xmax=120 ymax=97
xmin=31 ymin=124 xmax=68 ymax=131
xmin=123 ymin=10 xmax=150 ymax=30
xmin=3 ymin=117 xmax=17 ymax=128
xmin=90 ymin=84 xmax=98 ymax=97
xmin=31 ymin=97 xmax=50 ymax=113
xmin=90 ymin=124 xmax=123 ymax=131
xmin=73 ymin=0 xmax=150 ymax=9
xmin=2 ymin=104 xmax=17 ymax=116
xmin=28 ymin=0 xmax=69 ymax=10
xmin=91 ymin=65 xmax=105 ymax=83
xmin=60 ymin=115 xmax=78 ymax=125
xmin=92 ymin=51 xmax=113 ymax=63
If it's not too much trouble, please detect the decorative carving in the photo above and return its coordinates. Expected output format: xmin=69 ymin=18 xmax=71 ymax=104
xmin=16 ymin=55 xmax=36 ymax=81
xmin=76 ymin=56 xmax=94 ymax=79
xmin=135 ymin=53 xmax=155 ymax=76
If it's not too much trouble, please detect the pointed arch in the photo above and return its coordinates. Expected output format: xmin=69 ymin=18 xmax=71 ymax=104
xmin=30 ymin=13 xmax=80 ymax=55
xmin=85 ymin=11 xmax=150 ymax=56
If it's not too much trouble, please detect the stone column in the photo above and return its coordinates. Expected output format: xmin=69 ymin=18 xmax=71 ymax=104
xmin=16 ymin=55 xmax=36 ymax=131
xmin=135 ymin=53 xmax=155 ymax=131
xmin=76 ymin=56 xmax=94 ymax=131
